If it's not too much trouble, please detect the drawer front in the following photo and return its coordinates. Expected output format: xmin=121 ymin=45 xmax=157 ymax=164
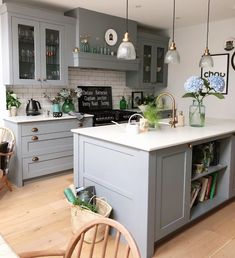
xmin=21 ymin=120 xmax=78 ymax=136
xmin=23 ymin=151 xmax=73 ymax=179
xmin=22 ymin=132 xmax=73 ymax=156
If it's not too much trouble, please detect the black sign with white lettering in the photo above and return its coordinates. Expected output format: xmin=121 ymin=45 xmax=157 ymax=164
xmin=78 ymin=86 xmax=112 ymax=112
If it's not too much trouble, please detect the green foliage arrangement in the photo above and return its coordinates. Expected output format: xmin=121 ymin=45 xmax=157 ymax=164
xmin=143 ymin=104 xmax=160 ymax=127
xmin=6 ymin=91 xmax=21 ymax=109
xmin=73 ymin=197 xmax=98 ymax=213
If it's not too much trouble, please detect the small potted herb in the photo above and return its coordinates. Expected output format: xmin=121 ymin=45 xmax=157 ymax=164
xmin=6 ymin=91 xmax=21 ymax=116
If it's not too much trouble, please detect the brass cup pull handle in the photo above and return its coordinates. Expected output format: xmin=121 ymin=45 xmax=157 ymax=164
xmin=32 ymin=156 xmax=39 ymax=162
xmin=188 ymin=143 xmax=192 ymax=149
xmin=31 ymin=136 xmax=38 ymax=141
xmin=31 ymin=127 xmax=38 ymax=132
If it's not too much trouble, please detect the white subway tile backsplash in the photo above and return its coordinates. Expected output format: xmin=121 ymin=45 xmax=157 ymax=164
xmin=8 ymin=68 xmax=154 ymax=115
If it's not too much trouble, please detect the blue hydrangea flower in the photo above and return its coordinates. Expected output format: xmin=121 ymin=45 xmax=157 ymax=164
xmin=184 ymin=76 xmax=204 ymax=93
xmin=208 ymin=76 xmax=225 ymax=92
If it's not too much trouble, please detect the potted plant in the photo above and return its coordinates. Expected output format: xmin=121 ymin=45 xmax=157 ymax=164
xmin=6 ymin=91 xmax=21 ymax=116
xmin=142 ymin=104 xmax=160 ymax=128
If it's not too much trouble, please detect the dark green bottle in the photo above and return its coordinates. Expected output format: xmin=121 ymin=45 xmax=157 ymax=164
xmin=119 ymin=96 xmax=127 ymax=110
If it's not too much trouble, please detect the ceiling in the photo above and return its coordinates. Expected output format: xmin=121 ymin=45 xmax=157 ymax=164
xmin=4 ymin=0 xmax=235 ymax=30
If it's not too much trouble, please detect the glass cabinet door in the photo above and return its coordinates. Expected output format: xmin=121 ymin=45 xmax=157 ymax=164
xmin=12 ymin=17 xmax=40 ymax=85
xmin=45 ymin=29 xmax=60 ymax=81
xmin=18 ymin=24 xmax=35 ymax=80
xmin=156 ymin=47 xmax=165 ymax=84
xmin=142 ymin=45 xmax=152 ymax=83
xmin=40 ymin=23 xmax=65 ymax=85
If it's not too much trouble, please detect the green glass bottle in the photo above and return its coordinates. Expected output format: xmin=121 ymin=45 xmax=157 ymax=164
xmin=119 ymin=96 xmax=127 ymax=110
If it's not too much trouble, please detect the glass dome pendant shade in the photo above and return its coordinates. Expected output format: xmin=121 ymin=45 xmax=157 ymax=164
xmin=199 ymin=47 xmax=214 ymax=68
xmin=164 ymin=0 xmax=180 ymax=64
xmin=117 ymin=0 xmax=136 ymax=60
xmin=164 ymin=41 xmax=180 ymax=64
xmin=199 ymin=0 xmax=213 ymax=68
xmin=117 ymin=32 xmax=136 ymax=60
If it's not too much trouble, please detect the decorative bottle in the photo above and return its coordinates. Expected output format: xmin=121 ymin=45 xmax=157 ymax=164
xmin=177 ymin=111 xmax=185 ymax=127
xmin=119 ymin=96 xmax=127 ymax=110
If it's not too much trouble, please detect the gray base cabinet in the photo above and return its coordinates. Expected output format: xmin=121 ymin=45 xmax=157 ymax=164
xmin=155 ymin=145 xmax=191 ymax=240
xmin=5 ymin=117 xmax=92 ymax=187
xmin=229 ymin=135 xmax=235 ymax=197
xmin=73 ymin=132 xmax=235 ymax=258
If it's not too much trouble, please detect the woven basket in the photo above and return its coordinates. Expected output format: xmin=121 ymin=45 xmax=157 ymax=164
xmin=71 ymin=198 xmax=112 ymax=243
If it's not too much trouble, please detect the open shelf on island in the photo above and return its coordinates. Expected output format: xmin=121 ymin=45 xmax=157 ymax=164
xmin=191 ymin=164 xmax=227 ymax=181
xmin=190 ymin=195 xmax=228 ymax=221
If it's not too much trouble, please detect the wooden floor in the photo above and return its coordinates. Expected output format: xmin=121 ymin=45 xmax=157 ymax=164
xmin=1 ymin=172 xmax=235 ymax=258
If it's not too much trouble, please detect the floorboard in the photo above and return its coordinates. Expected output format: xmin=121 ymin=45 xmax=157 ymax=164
xmin=1 ymin=172 xmax=235 ymax=257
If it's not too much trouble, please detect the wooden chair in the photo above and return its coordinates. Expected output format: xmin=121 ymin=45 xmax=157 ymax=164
xmin=0 ymin=126 xmax=15 ymax=192
xmin=18 ymin=217 xmax=141 ymax=258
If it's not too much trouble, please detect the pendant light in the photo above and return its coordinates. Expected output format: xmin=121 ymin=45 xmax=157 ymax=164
xmin=164 ymin=0 xmax=180 ymax=64
xmin=199 ymin=0 xmax=214 ymax=68
xmin=117 ymin=0 xmax=136 ymax=60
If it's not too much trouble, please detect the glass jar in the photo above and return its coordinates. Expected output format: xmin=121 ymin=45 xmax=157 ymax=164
xmin=189 ymin=100 xmax=205 ymax=127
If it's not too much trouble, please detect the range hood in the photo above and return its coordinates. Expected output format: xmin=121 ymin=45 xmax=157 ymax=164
xmin=66 ymin=7 xmax=139 ymax=71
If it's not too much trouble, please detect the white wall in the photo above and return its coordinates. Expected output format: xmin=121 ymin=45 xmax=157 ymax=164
xmin=156 ymin=17 xmax=235 ymax=119
xmin=0 ymin=9 xmax=6 ymax=126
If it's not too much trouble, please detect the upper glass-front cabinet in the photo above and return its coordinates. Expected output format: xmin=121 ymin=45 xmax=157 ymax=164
xmin=12 ymin=17 xmax=66 ymax=85
xmin=141 ymin=42 xmax=167 ymax=87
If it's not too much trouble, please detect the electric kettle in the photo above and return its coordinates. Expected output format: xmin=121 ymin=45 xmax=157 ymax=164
xmin=26 ymin=98 xmax=41 ymax=116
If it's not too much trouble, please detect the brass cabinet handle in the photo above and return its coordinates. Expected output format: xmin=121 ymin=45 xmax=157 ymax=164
xmin=31 ymin=136 xmax=38 ymax=141
xmin=32 ymin=156 xmax=39 ymax=162
xmin=78 ymin=122 xmax=83 ymax=128
xmin=31 ymin=127 xmax=38 ymax=132
xmin=188 ymin=143 xmax=192 ymax=149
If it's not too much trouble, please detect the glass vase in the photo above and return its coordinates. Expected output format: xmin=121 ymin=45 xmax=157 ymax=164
xmin=62 ymin=99 xmax=75 ymax=113
xmin=189 ymin=100 xmax=205 ymax=127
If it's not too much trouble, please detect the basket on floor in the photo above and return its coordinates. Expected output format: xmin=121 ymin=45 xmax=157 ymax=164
xmin=71 ymin=197 xmax=112 ymax=243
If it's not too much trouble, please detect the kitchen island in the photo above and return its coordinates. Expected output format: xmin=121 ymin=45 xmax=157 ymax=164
xmin=72 ymin=118 xmax=235 ymax=258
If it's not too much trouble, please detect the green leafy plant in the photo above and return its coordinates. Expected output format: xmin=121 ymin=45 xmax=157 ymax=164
xmin=143 ymin=105 xmax=160 ymax=127
xmin=142 ymin=94 xmax=156 ymax=106
xmin=6 ymin=91 xmax=21 ymax=109
xmin=73 ymin=197 xmax=98 ymax=213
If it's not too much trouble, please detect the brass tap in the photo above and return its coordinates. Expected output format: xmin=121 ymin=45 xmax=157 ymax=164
xmin=156 ymin=92 xmax=177 ymax=128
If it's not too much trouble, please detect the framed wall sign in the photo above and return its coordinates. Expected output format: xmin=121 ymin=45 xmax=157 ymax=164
xmin=132 ymin=91 xmax=143 ymax=108
xmin=201 ymin=53 xmax=229 ymax=94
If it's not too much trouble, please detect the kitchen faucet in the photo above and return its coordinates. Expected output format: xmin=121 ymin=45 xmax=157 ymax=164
xmin=156 ymin=92 xmax=177 ymax=128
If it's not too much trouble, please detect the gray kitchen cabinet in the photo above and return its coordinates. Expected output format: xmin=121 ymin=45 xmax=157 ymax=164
xmin=126 ymin=32 xmax=169 ymax=88
xmin=0 ymin=3 xmax=76 ymax=86
xmin=4 ymin=117 xmax=92 ymax=187
xmin=189 ymin=136 xmax=231 ymax=221
xmin=229 ymin=135 xmax=235 ymax=197
xmin=155 ymin=144 xmax=192 ymax=240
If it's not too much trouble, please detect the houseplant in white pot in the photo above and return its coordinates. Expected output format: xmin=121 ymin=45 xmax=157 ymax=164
xmin=6 ymin=91 xmax=21 ymax=116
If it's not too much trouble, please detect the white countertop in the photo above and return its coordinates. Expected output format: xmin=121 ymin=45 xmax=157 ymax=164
xmin=72 ymin=118 xmax=235 ymax=151
xmin=4 ymin=113 xmax=93 ymax=123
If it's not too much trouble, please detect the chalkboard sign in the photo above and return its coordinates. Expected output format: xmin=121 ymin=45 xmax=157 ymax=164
xmin=78 ymin=86 xmax=112 ymax=112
